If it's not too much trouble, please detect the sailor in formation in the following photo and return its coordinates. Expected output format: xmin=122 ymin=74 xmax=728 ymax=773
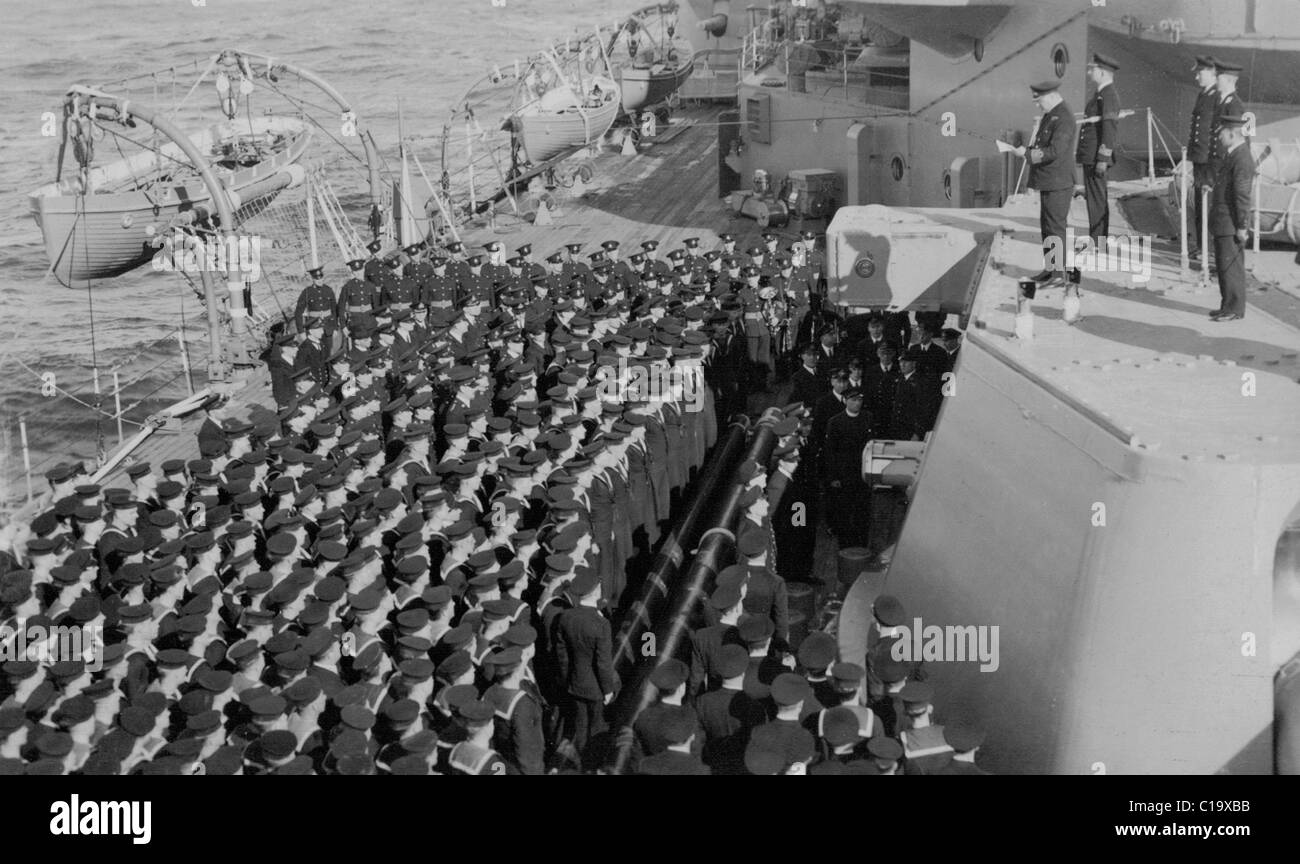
xmin=4 ymin=221 xmax=983 ymax=775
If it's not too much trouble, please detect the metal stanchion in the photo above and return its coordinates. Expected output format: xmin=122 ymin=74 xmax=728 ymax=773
xmin=19 ymin=420 xmax=33 ymax=504
xmin=1179 ymin=147 xmax=1189 ymax=274
xmin=177 ymin=329 xmax=195 ymax=396
xmin=1201 ymin=187 xmax=1211 ymax=289
xmin=1015 ymin=278 xmax=1036 ymax=340
xmin=113 ymin=371 xmax=124 ymax=447
xmin=1147 ymin=107 xmax=1155 ymax=187
xmin=92 ymin=367 xmax=104 ymax=467
xmin=1251 ymin=172 xmax=1262 ymax=270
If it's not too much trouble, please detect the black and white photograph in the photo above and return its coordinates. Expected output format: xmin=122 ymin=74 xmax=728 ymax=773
xmin=0 ymin=0 xmax=1296 ymax=830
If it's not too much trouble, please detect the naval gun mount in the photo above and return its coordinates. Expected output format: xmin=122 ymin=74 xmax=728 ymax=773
xmin=825 ymin=204 xmax=994 ymax=327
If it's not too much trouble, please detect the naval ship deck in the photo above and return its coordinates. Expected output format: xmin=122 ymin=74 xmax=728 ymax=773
xmin=103 ymin=108 xmax=1300 ymax=624
xmin=960 ymin=188 xmax=1300 ymax=465
xmin=103 ymin=106 xmax=800 ymax=488
xmin=100 ymin=108 xmax=1300 ymax=489
xmin=122 ymin=112 xmax=1300 ymax=484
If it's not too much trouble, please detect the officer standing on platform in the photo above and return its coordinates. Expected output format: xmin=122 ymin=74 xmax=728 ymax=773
xmin=1076 ymin=53 xmax=1121 ymax=248
xmin=1015 ymin=81 xmax=1077 ymax=289
xmin=1187 ymin=56 xmax=1219 ymax=256
xmin=1210 ymin=60 xmax=1250 ymax=169
xmin=1208 ymin=113 xmax=1255 ymax=322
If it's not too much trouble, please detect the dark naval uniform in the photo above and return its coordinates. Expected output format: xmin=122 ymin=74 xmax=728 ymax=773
xmin=408 ymin=256 xmax=435 ymax=305
xmin=1210 ymin=90 xmax=1249 ymax=173
xmin=460 ymin=269 xmax=494 ymax=307
xmin=553 ymin=601 xmax=617 ymax=759
xmin=822 ymin=408 xmax=874 ymax=548
xmin=1187 ymin=74 xmax=1218 ymax=247
xmin=293 ymin=335 xmax=328 ymax=385
xmin=382 ymin=271 xmax=419 ymax=312
xmin=561 ymin=259 xmax=592 ymax=294
xmin=294 ymin=276 xmax=337 ymax=337
xmin=363 ymin=252 xmax=385 ymax=288
xmin=1026 ymin=84 xmax=1077 ymax=278
xmin=336 ymin=265 xmax=378 ymax=330
xmin=485 ymin=682 xmax=545 ymax=775
xmin=1076 ymin=66 xmax=1120 ymax=243
xmin=424 ymin=271 xmax=457 ymax=311
xmin=890 ymin=370 xmax=937 ymax=441
xmin=1209 ymin=129 xmax=1256 ymax=319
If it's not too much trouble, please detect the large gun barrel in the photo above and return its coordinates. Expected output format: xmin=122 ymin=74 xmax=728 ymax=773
xmin=607 ymin=416 xmax=779 ymax=774
xmin=612 ymin=417 xmax=751 ymax=673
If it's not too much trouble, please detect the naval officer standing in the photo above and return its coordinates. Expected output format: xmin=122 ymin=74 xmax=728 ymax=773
xmin=1208 ymin=114 xmax=1255 ymax=322
xmin=1210 ymin=60 xmax=1250 ymax=171
xmin=1186 ymin=56 xmax=1219 ymax=255
xmin=1014 ymin=80 xmax=1079 ymax=320
xmin=294 ymin=266 xmax=337 ymax=344
xmin=1075 ymin=53 xmax=1121 ymax=247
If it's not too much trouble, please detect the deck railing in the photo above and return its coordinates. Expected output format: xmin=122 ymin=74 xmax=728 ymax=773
xmin=738 ymin=30 xmax=909 ymax=110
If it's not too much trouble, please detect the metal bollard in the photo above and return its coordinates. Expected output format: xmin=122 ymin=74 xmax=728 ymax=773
xmin=787 ymin=580 xmax=817 ymax=624
xmin=787 ymin=610 xmax=810 ymax=652
xmin=837 ymin=546 xmax=872 ymax=591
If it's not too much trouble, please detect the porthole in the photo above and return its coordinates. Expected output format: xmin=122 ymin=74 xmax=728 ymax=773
xmin=1051 ymin=43 xmax=1069 ymax=78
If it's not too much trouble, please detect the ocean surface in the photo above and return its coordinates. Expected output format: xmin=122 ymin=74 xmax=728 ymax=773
xmin=0 ymin=0 xmax=626 ymax=496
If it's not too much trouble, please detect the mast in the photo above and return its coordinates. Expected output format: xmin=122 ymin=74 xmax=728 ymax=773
xmin=306 ymin=169 xmax=320 ymax=271
xmin=395 ymin=100 xmax=426 ymax=250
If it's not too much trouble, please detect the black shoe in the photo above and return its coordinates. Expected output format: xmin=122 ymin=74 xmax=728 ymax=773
xmin=1211 ymin=313 xmax=1243 ymax=322
xmin=1209 ymin=308 xmax=1226 ymax=319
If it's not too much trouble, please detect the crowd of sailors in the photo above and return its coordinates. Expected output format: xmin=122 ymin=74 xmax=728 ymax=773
xmin=0 ymin=229 xmax=985 ymax=775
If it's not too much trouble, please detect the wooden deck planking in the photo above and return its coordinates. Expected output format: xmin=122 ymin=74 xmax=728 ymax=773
xmin=457 ymin=107 xmax=828 ymax=269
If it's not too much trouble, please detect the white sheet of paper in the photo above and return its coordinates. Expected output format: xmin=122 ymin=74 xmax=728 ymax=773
xmin=995 ymin=139 xmax=1017 ymax=154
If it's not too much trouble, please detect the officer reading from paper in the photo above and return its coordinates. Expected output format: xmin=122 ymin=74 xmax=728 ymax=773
xmin=1012 ymin=80 xmax=1079 ymax=320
